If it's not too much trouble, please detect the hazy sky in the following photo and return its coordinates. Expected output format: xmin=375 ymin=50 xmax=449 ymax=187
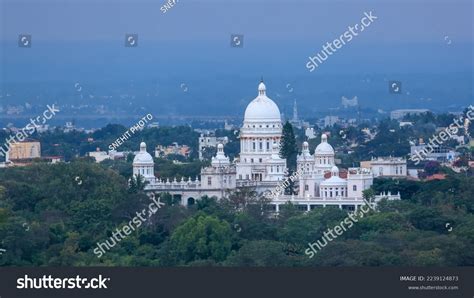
xmin=0 ymin=0 xmax=472 ymax=119
xmin=1 ymin=0 xmax=472 ymax=43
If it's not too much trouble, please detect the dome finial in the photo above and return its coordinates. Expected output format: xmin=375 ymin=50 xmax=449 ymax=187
xmin=260 ymin=76 xmax=264 ymax=83
xmin=258 ymin=79 xmax=266 ymax=96
xmin=321 ymin=133 xmax=328 ymax=142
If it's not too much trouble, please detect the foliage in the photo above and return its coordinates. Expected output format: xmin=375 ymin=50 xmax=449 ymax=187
xmin=0 ymin=161 xmax=473 ymax=267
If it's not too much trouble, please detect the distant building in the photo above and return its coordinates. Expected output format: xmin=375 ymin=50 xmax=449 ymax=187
xmin=7 ymin=140 xmax=41 ymax=161
xmin=361 ymin=128 xmax=376 ymax=142
xmin=289 ymin=100 xmax=304 ymax=128
xmin=410 ymin=145 xmax=458 ymax=163
xmin=390 ymin=109 xmax=429 ymax=120
xmin=64 ymin=121 xmax=76 ymax=133
xmin=155 ymin=143 xmax=191 ymax=158
xmin=324 ymin=116 xmax=339 ymax=127
xmin=224 ymin=120 xmax=237 ymax=131
xmin=341 ymin=96 xmax=358 ymax=108
xmin=305 ymin=127 xmax=316 ymax=140
xmin=450 ymin=135 xmax=465 ymax=145
xmin=35 ymin=124 xmax=50 ymax=133
xmin=361 ymin=157 xmax=407 ymax=178
xmin=407 ymin=168 xmax=420 ymax=179
xmin=109 ymin=151 xmax=130 ymax=160
xmin=88 ymin=149 xmax=111 ymax=163
xmin=399 ymin=121 xmax=413 ymax=128
xmin=147 ymin=122 xmax=160 ymax=128
xmin=198 ymin=134 xmax=229 ymax=160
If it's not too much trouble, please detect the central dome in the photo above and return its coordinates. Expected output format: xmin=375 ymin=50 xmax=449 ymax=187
xmin=244 ymin=82 xmax=281 ymax=122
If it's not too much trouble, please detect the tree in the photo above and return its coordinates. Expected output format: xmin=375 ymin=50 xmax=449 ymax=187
xmin=279 ymin=121 xmax=298 ymax=171
xmin=224 ymin=240 xmax=291 ymax=266
xmin=424 ymin=161 xmax=441 ymax=176
xmin=128 ymin=174 xmax=148 ymax=193
xmin=167 ymin=214 xmax=233 ymax=264
xmin=279 ymin=121 xmax=298 ymax=195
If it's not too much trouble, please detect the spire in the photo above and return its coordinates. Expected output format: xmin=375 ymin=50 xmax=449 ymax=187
xmin=293 ymin=99 xmax=298 ymax=121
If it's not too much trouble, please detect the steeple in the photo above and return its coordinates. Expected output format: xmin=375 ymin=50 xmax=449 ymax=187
xmin=293 ymin=99 xmax=298 ymax=121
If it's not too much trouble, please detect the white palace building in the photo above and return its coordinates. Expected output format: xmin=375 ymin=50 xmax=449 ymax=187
xmin=133 ymin=81 xmax=400 ymax=212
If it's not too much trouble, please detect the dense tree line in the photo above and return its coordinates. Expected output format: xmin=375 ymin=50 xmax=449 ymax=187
xmin=0 ymin=160 xmax=473 ymax=267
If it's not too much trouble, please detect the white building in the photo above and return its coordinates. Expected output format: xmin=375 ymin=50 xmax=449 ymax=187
xmin=390 ymin=109 xmax=429 ymax=120
xmin=361 ymin=157 xmax=407 ymax=178
xmin=200 ymin=144 xmax=237 ymax=199
xmin=133 ymin=81 xmax=400 ymax=210
xmin=324 ymin=116 xmax=339 ymax=127
xmin=235 ymin=81 xmax=287 ymax=192
xmin=133 ymin=142 xmax=155 ymax=183
xmin=305 ymin=127 xmax=316 ymax=140
xmin=88 ymin=150 xmax=111 ymax=163
xmin=198 ymin=134 xmax=229 ymax=160
xmin=297 ymin=138 xmax=373 ymax=200
xmin=410 ymin=145 xmax=459 ymax=163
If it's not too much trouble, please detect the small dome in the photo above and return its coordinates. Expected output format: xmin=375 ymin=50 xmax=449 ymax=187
xmin=133 ymin=142 xmax=154 ymax=164
xmin=298 ymin=141 xmax=312 ymax=160
xmin=315 ymin=133 xmax=334 ymax=155
xmin=212 ymin=143 xmax=230 ymax=166
xmin=321 ymin=166 xmax=347 ymax=186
